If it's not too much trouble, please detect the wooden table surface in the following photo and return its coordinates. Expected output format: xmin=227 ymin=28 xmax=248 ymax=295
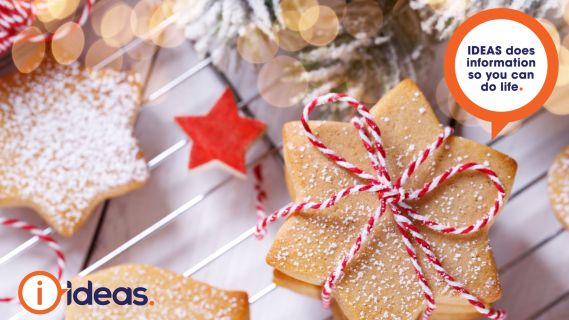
xmin=1 ymin=12 xmax=568 ymax=320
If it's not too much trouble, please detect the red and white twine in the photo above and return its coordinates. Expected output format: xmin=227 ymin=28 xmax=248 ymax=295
xmin=254 ymin=93 xmax=507 ymax=319
xmin=0 ymin=0 xmax=32 ymax=54
xmin=253 ymin=164 xmax=268 ymax=239
xmin=0 ymin=217 xmax=65 ymax=304
xmin=0 ymin=0 xmax=94 ymax=56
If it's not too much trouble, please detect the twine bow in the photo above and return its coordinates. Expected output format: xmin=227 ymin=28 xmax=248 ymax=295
xmin=0 ymin=217 xmax=65 ymax=303
xmin=255 ymin=93 xmax=507 ymax=320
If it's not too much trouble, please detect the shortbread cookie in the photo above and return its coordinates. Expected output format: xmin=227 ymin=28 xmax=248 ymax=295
xmin=268 ymin=80 xmax=517 ymax=319
xmin=548 ymin=145 xmax=569 ymax=229
xmin=273 ymin=270 xmax=481 ymax=320
xmin=0 ymin=60 xmax=149 ymax=236
xmin=65 ymin=264 xmax=249 ymax=319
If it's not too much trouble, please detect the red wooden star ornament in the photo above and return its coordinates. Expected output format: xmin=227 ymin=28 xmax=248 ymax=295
xmin=175 ymin=88 xmax=266 ymax=178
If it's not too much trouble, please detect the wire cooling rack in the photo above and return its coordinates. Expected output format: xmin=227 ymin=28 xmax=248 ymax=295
xmin=1 ymin=5 xmax=569 ymax=320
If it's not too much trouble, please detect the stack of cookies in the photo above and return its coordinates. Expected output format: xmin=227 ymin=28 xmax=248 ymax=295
xmin=265 ymin=80 xmax=517 ymax=319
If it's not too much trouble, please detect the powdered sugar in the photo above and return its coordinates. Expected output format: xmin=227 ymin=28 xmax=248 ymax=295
xmin=66 ymin=264 xmax=247 ymax=319
xmin=548 ymin=146 xmax=569 ymax=228
xmin=270 ymin=83 xmax=513 ymax=319
xmin=0 ymin=61 xmax=149 ymax=235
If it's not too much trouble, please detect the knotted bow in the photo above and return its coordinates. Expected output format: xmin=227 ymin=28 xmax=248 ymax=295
xmin=255 ymin=93 xmax=507 ymax=320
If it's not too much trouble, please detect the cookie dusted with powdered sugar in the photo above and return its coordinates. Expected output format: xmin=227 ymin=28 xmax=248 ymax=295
xmin=266 ymin=80 xmax=517 ymax=319
xmin=548 ymin=145 xmax=569 ymax=229
xmin=65 ymin=264 xmax=249 ymax=320
xmin=0 ymin=60 xmax=149 ymax=236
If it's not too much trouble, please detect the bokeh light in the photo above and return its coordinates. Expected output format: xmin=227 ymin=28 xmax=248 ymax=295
xmin=90 ymin=2 xmax=108 ymax=36
xmin=299 ymin=5 xmax=339 ymax=46
xmin=148 ymin=0 xmax=185 ymax=48
xmin=237 ymin=26 xmax=279 ymax=64
xmin=258 ymin=55 xmax=308 ymax=108
xmin=281 ymin=0 xmax=319 ymax=31
xmin=277 ymin=28 xmax=307 ymax=52
xmin=538 ymin=19 xmax=560 ymax=52
xmin=555 ymin=46 xmax=569 ymax=87
xmin=545 ymin=40 xmax=569 ymax=115
xmin=33 ymin=0 xmax=80 ymax=23
xmin=343 ymin=0 xmax=383 ymax=38
xmin=563 ymin=4 xmax=569 ymax=26
xmin=35 ymin=0 xmax=56 ymax=23
xmin=47 ymin=0 xmax=80 ymax=20
xmin=545 ymin=84 xmax=569 ymax=115
xmin=131 ymin=0 xmax=160 ymax=38
xmin=85 ymin=39 xmax=123 ymax=70
xmin=12 ymin=27 xmax=46 ymax=73
xmin=101 ymin=2 xmax=135 ymax=47
xmin=52 ymin=22 xmax=85 ymax=65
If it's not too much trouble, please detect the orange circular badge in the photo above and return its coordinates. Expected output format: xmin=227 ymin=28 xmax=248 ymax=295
xmin=18 ymin=271 xmax=68 ymax=314
xmin=445 ymin=8 xmax=558 ymax=138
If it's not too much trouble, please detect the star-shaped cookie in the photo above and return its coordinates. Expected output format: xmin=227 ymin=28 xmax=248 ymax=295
xmin=65 ymin=264 xmax=249 ymax=319
xmin=175 ymin=87 xmax=266 ymax=178
xmin=267 ymin=80 xmax=517 ymax=319
xmin=0 ymin=60 xmax=149 ymax=236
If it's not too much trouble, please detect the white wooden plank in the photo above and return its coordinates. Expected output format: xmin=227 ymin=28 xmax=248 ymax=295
xmin=535 ymin=293 xmax=569 ymax=320
xmin=490 ymin=179 xmax=563 ymax=269
xmin=496 ymin=232 xmax=569 ymax=318
xmin=492 ymin=111 xmax=569 ymax=194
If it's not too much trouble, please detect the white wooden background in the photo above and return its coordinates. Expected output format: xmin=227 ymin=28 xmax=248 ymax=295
xmin=1 ymin=5 xmax=569 ymax=319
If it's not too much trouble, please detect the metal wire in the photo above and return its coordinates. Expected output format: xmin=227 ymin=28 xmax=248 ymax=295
xmin=171 ymin=110 xmax=563 ymax=320
xmin=0 ymin=227 xmax=51 ymax=268
xmin=7 ymin=101 xmax=566 ymax=320
xmin=2 ymin=59 xmax=279 ymax=319
xmin=79 ymin=145 xmax=279 ymax=274
xmin=6 ymin=148 xmax=280 ymax=320
xmin=5 ymin=83 xmax=565 ymax=319
xmin=0 ymin=58 xmax=246 ymax=266
xmin=249 ymin=283 xmax=278 ymax=305
xmin=2 ymin=12 xmax=566 ymax=316
xmin=178 ymin=106 xmax=552 ymax=280
xmin=93 ymin=13 xmax=179 ymax=71
xmin=0 ymin=11 xmax=197 ymax=267
xmin=183 ymin=227 xmax=256 ymax=277
xmin=144 ymin=57 xmax=212 ymax=103
xmin=3 ymin=61 xmax=265 ymax=320
xmin=7 ymin=87 xmax=564 ymax=319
